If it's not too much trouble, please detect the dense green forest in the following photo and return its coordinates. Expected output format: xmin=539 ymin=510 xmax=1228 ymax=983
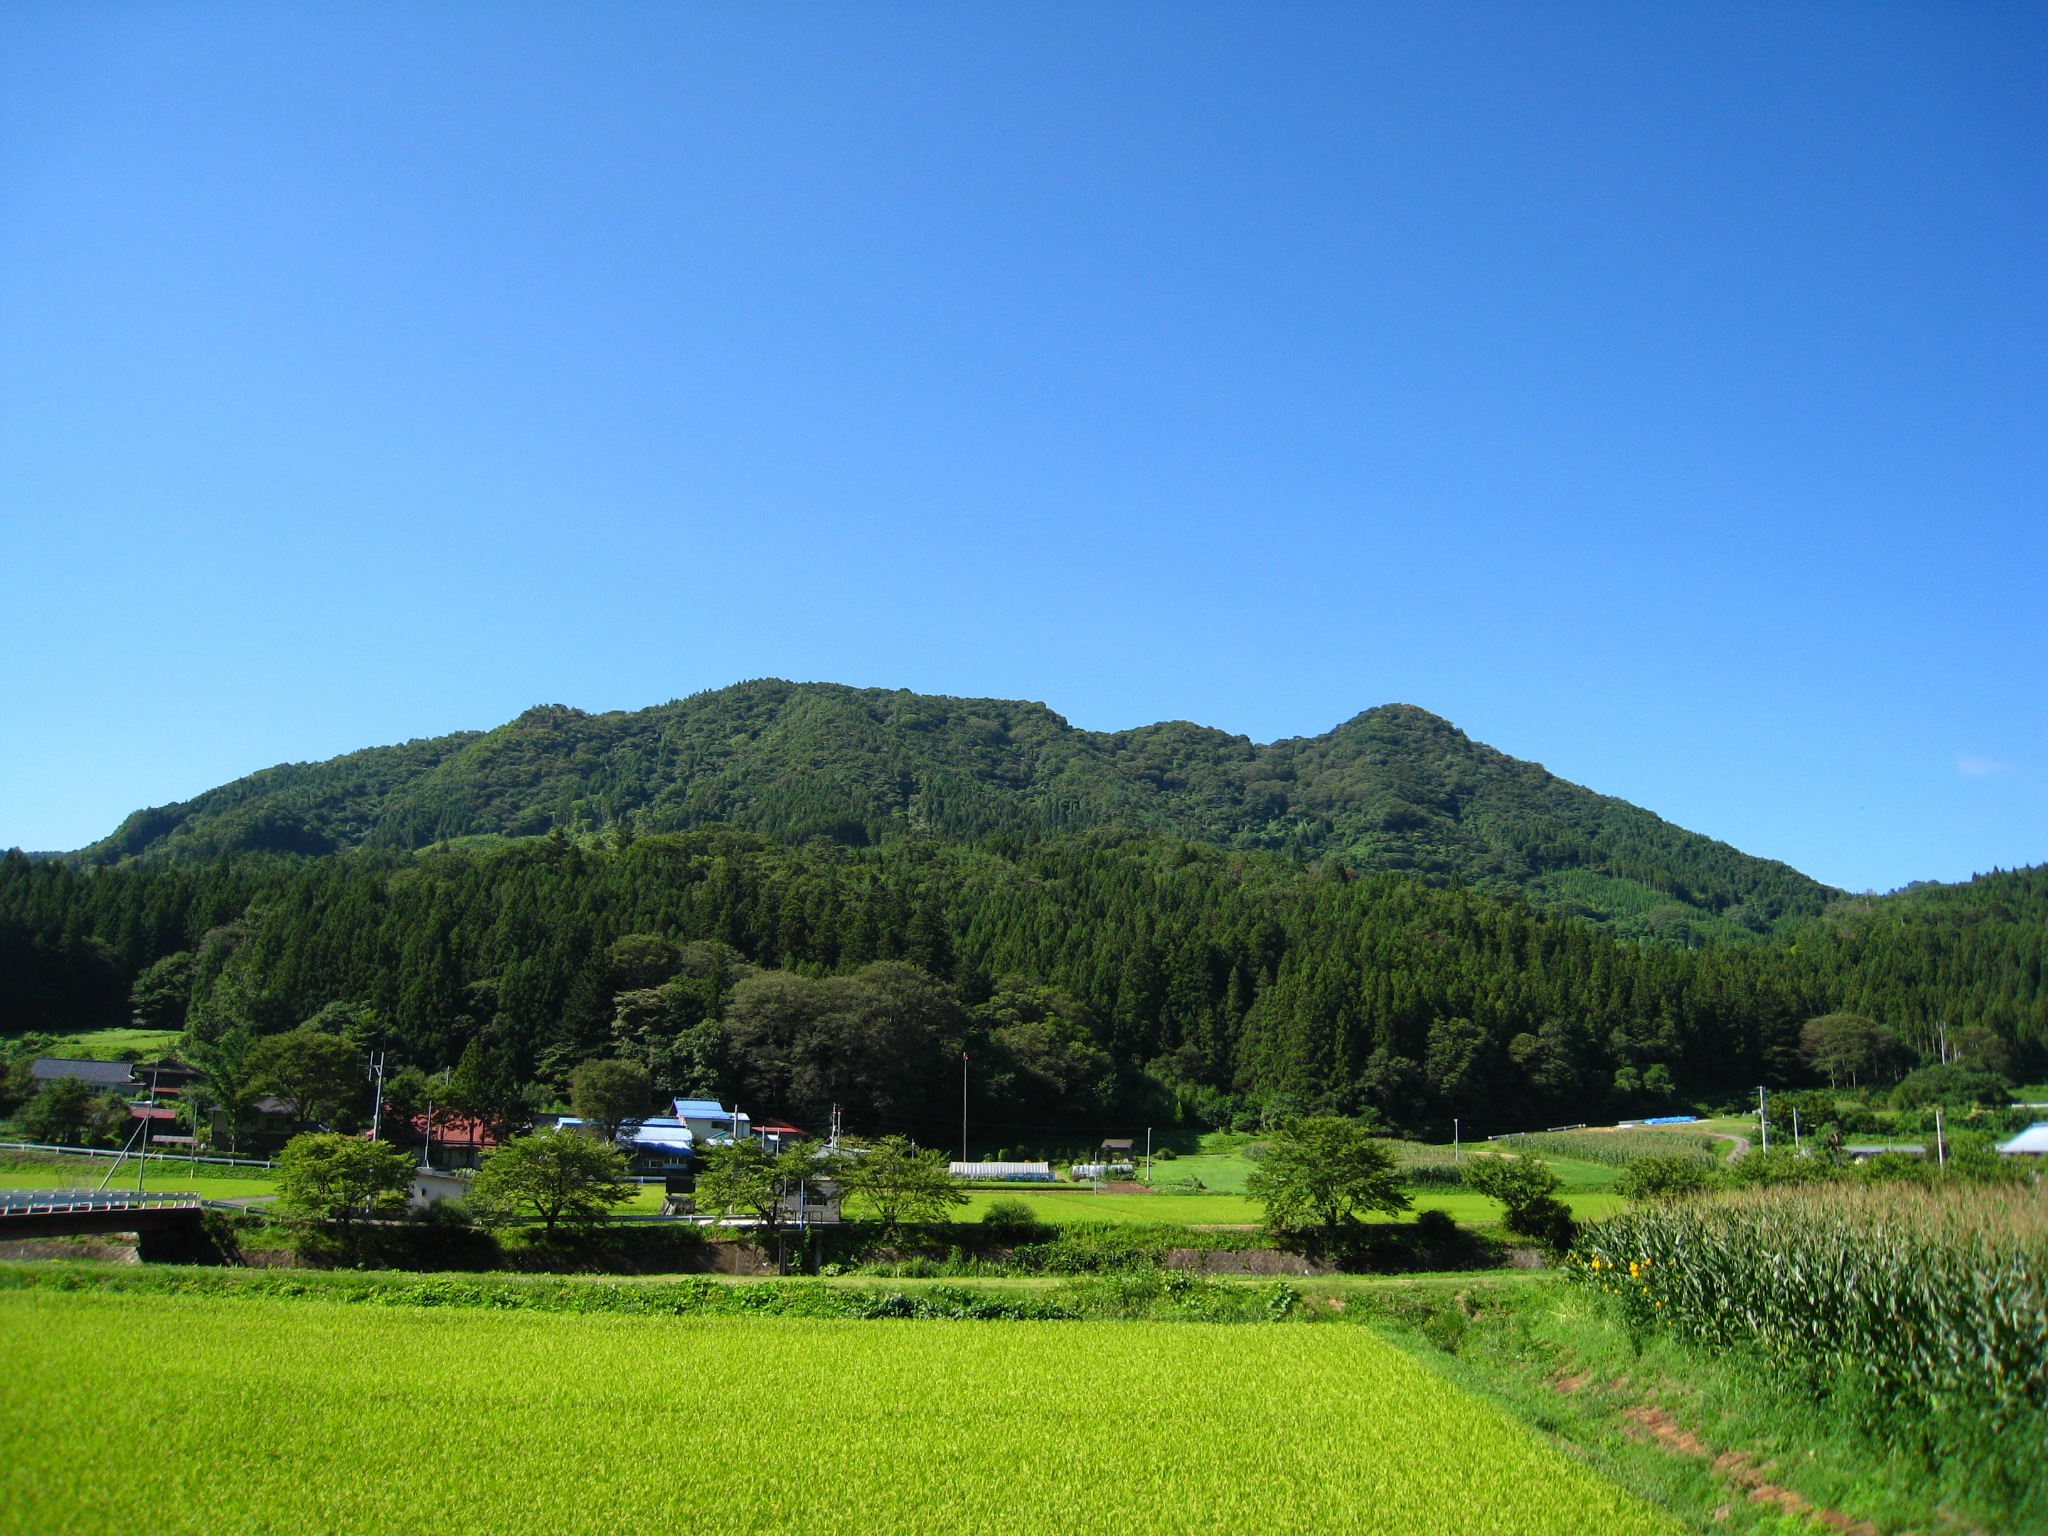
xmin=70 ymin=680 xmax=1835 ymax=942
xmin=4 ymin=828 xmax=2041 ymax=1142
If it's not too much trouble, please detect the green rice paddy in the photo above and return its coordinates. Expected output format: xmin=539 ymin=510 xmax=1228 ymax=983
xmin=946 ymin=1180 xmax=1625 ymax=1226
xmin=618 ymin=1180 xmax=1626 ymax=1225
xmin=0 ymin=1289 xmax=1679 ymax=1535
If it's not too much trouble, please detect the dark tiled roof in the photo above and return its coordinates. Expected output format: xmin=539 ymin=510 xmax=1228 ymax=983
xmin=30 ymin=1058 xmax=140 ymax=1088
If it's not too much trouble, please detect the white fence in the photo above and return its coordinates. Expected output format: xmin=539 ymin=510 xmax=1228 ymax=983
xmin=0 ymin=1139 xmax=277 ymax=1170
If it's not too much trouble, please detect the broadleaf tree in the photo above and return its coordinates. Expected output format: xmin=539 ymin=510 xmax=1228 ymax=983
xmin=466 ymin=1127 xmax=634 ymax=1234
xmin=1245 ymin=1116 xmax=1409 ymax=1235
xmin=273 ymin=1132 xmax=415 ymax=1228
xmin=830 ymin=1136 xmax=966 ymax=1229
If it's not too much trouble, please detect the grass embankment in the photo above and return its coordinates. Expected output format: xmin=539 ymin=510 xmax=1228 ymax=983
xmin=0 ymin=1262 xmax=1103 ymax=1318
xmin=0 ymin=1287 xmax=1679 ymax=1536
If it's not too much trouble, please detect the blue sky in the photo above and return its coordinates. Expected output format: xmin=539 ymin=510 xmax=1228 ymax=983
xmin=2 ymin=2 xmax=2041 ymax=891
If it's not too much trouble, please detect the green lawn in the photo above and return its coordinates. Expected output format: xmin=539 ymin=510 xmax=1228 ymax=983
xmin=0 ymin=1289 xmax=1679 ymax=1535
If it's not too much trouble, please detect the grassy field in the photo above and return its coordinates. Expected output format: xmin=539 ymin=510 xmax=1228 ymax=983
xmin=620 ymin=1162 xmax=1627 ymax=1226
xmin=0 ymin=1166 xmax=279 ymax=1199
xmin=945 ymin=1174 xmax=1625 ymax=1227
xmin=26 ymin=1027 xmax=183 ymax=1060
xmin=0 ymin=1152 xmax=276 ymax=1200
xmin=0 ymin=1289 xmax=1679 ymax=1536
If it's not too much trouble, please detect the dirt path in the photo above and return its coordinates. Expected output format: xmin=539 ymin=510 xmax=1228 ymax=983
xmin=1710 ymin=1132 xmax=1751 ymax=1161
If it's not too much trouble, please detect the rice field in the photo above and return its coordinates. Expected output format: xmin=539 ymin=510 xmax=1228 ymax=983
xmin=621 ymin=1181 xmax=1628 ymax=1225
xmin=0 ymin=1289 xmax=1680 ymax=1536
xmin=936 ymin=1185 xmax=1624 ymax=1226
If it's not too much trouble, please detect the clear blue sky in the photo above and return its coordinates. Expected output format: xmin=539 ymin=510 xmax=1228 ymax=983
xmin=2 ymin=3 xmax=2041 ymax=892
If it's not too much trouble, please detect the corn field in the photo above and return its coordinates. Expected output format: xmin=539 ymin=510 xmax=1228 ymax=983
xmin=1495 ymin=1130 xmax=1718 ymax=1168
xmin=1572 ymin=1182 xmax=2048 ymax=1452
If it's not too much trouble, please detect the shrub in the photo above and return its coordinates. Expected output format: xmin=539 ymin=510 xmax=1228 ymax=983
xmin=1614 ymin=1154 xmax=1713 ymax=1203
xmin=1463 ymin=1155 xmax=1575 ymax=1254
xmin=1413 ymin=1208 xmax=1458 ymax=1241
xmin=979 ymin=1198 xmax=1047 ymax=1241
xmin=1892 ymin=1063 xmax=2012 ymax=1110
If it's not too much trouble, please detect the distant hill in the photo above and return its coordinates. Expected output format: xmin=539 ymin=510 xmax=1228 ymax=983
xmin=74 ymin=679 xmax=1837 ymax=933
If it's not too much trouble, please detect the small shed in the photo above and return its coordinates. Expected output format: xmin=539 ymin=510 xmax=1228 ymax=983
xmin=409 ymin=1167 xmax=471 ymax=1208
xmin=1100 ymin=1138 xmax=1135 ymax=1156
xmin=1998 ymin=1122 xmax=2048 ymax=1156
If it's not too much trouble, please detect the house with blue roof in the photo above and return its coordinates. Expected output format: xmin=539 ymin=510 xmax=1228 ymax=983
xmin=550 ymin=1100 xmax=753 ymax=1175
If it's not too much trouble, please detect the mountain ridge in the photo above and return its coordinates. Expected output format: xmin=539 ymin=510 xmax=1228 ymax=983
xmin=74 ymin=678 xmax=1837 ymax=935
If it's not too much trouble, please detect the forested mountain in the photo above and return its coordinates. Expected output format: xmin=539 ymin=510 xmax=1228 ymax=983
xmin=3 ymin=829 xmax=2041 ymax=1141
xmin=18 ymin=680 xmax=2035 ymax=1140
xmin=75 ymin=679 xmax=1835 ymax=938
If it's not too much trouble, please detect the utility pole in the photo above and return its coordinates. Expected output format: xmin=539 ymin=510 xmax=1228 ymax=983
xmin=1758 ymin=1087 xmax=1769 ymax=1154
xmin=368 ymin=1052 xmax=387 ymax=1142
xmin=960 ymin=1053 xmax=969 ymax=1162
xmin=1935 ymin=1107 xmax=1946 ymax=1169
xmin=1145 ymin=1127 xmax=1152 ymax=1186
xmin=1453 ymin=1118 xmax=1461 ymax=1160
xmin=1792 ymin=1107 xmax=1802 ymax=1156
xmin=137 ymin=1065 xmax=159 ymax=1195
xmin=98 ymin=1113 xmax=146 ymax=1194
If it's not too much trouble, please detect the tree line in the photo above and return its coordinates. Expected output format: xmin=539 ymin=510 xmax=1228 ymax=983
xmin=1 ymin=830 xmax=2042 ymax=1139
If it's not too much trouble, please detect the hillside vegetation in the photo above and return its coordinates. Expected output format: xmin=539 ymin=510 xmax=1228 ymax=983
xmin=73 ymin=680 xmax=1834 ymax=936
xmin=5 ymin=831 xmax=2042 ymax=1139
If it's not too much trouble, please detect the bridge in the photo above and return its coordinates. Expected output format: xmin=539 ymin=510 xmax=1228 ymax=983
xmin=0 ymin=1189 xmax=215 ymax=1240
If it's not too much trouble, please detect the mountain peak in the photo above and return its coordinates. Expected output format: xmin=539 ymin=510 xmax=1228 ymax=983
xmin=73 ymin=679 xmax=1836 ymax=934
